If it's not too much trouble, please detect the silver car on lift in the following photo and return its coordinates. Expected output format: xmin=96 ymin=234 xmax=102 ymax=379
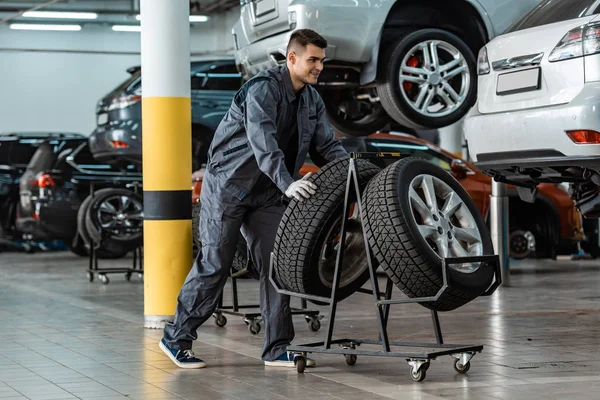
xmin=232 ymin=0 xmax=541 ymax=137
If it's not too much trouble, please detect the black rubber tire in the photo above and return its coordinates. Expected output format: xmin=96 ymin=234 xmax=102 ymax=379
xmin=322 ymin=90 xmax=390 ymax=137
xmin=192 ymin=200 xmax=257 ymax=279
xmin=362 ymin=157 xmax=494 ymax=311
xmin=76 ymin=195 xmax=129 ymax=259
xmin=376 ymin=29 xmax=477 ymax=130
xmin=85 ymin=188 xmax=143 ymax=252
xmin=273 ymin=158 xmax=381 ymax=303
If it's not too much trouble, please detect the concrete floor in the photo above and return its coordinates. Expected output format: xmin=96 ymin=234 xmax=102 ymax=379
xmin=2 ymin=251 xmax=600 ymax=400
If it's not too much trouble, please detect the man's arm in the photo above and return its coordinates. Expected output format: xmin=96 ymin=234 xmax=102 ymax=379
xmin=244 ymin=79 xmax=295 ymax=194
xmin=310 ymin=97 xmax=349 ymax=167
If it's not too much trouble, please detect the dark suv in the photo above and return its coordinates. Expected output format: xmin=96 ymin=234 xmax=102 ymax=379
xmin=89 ymin=56 xmax=243 ymax=171
xmin=17 ymin=138 xmax=142 ymax=257
xmin=0 ymin=132 xmax=85 ymax=239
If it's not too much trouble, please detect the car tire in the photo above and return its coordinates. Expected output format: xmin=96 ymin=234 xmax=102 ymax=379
xmin=85 ymin=188 xmax=143 ymax=252
xmin=77 ymin=195 xmax=129 ymax=259
xmin=272 ymin=157 xmax=381 ymax=303
xmin=192 ymin=200 xmax=258 ymax=279
xmin=362 ymin=157 xmax=494 ymax=311
xmin=321 ymin=89 xmax=390 ymax=137
xmin=377 ymin=29 xmax=477 ymax=130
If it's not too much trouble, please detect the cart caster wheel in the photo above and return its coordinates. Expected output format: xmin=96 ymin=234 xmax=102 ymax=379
xmin=99 ymin=275 xmax=109 ymax=285
xmin=87 ymin=272 xmax=94 ymax=282
xmin=214 ymin=314 xmax=227 ymax=328
xmin=125 ymin=272 xmax=132 ymax=281
xmin=345 ymin=354 xmax=357 ymax=366
xmin=295 ymin=356 xmax=306 ymax=373
xmin=410 ymin=368 xmax=426 ymax=382
xmin=308 ymin=318 xmax=321 ymax=332
xmin=248 ymin=320 xmax=261 ymax=335
xmin=454 ymin=359 xmax=470 ymax=374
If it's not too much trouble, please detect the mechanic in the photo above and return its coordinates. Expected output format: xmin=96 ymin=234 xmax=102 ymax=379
xmin=160 ymin=29 xmax=348 ymax=369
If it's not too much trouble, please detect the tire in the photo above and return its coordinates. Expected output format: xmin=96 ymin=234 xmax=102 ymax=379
xmin=376 ymin=29 xmax=477 ymax=130
xmin=362 ymin=157 xmax=494 ymax=311
xmin=321 ymin=89 xmax=390 ymax=137
xmin=77 ymin=195 xmax=129 ymax=259
xmin=192 ymin=200 xmax=257 ymax=279
xmin=85 ymin=188 xmax=143 ymax=252
xmin=273 ymin=158 xmax=381 ymax=303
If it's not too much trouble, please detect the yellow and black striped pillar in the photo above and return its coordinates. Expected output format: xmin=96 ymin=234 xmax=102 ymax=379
xmin=140 ymin=0 xmax=192 ymax=329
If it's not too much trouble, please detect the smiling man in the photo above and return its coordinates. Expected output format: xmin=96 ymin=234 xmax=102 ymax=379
xmin=159 ymin=29 xmax=348 ymax=369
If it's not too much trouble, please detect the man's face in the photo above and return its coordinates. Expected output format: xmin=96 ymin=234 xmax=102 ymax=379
xmin=289 ymin=44 xmax=326 ymax=86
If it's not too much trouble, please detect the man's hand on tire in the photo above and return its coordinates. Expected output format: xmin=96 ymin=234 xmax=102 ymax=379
xmin=285 ymin=172 xmax=317 ymax=202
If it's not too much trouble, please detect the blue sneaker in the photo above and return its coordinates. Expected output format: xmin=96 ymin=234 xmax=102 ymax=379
xmin=264 ymin=352 xmax=316 ymax=368
xmin=159 ymin=338 xmax=206 ymax=369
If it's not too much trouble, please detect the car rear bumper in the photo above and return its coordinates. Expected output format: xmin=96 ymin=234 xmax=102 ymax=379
xmin=465 ymin=83 xmax=600 ymax=183
xmin=89 ymin=124 xmax=142 ymax=167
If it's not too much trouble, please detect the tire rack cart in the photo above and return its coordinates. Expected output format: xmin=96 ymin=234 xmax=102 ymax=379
xmin=83 ymin=177 xmax=144 ymax=285
xmin=212 ymin=262 xmax=323 ymax=335
xmin=268 ymin=152 xmax=502 ymax=381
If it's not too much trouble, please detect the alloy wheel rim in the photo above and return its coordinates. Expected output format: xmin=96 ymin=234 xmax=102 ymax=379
xmin=96 ymin=195 xmax=143 ymax=238
xmin=398 ymin=39 xmax=470 ymax=118
xmin=408 ymin=174 xmax=482 ymax=273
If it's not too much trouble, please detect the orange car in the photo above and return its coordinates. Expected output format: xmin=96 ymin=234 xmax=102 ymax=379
xmin=192 ymin=132 xmax=585 ymax=259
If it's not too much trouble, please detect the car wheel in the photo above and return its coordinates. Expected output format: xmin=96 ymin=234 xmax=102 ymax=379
xmin=85 ymin=188 xmax=144 ymax=252
xmin=377 ymin=29 xmax=477 ymax=130
xmin=362 ymin=157 xmax=494 ymax=312
xmin=192 ymin=200 xmax=258 ymax=279
xmin=322 ymin=89 xmax=390 ymax=137
xmin=272 ymin=158 xmax=381 ymax=303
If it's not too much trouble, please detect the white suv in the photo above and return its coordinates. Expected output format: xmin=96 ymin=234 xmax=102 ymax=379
xmin=464 ymin=0 xmax=600 ymax=218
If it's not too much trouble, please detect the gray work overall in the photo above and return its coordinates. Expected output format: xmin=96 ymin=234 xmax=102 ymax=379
xmin=163 ymin=64 xmax=347 ymax=361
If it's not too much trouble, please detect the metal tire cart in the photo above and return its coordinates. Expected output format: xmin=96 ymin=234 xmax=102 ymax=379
xmin=268 ymin=152 xmax=502 ymax=381
xmin=85 ymin=179 xmax=144 ymax=285
xmin=211 ymin=260 xmax=323 ymax=335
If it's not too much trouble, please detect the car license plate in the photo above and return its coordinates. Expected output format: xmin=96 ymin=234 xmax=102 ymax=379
xmin=496 ymin=67 xmax=541 ymax=96
xmin=97 ymin=113 xmax=108 ymax=125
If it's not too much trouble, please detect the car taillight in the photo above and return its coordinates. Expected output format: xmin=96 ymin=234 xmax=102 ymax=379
xmin=30 ymin=173 xmax=55 ymax=188
xmin=110 ymin=140 xmax=130 ymax=148
xmin=477 ymin=46 xmax=490 ymax=75
xmin=549 ymin=22 xmax=600 ymax=62
xmin=566 ymin=129 xmax=600 ymax=144
xmin=107 ymin=94 xmax=141 ymax=111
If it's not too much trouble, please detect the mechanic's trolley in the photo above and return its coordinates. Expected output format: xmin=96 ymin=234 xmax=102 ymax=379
xmin=269 ymin=152 xmax=501 ymax=381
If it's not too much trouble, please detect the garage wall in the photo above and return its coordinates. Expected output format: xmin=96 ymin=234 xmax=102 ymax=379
xmin=0 ymin=8 xmax=239 ymax=136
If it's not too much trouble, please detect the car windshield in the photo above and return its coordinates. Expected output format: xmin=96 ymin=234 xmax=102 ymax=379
xmin=506 ymin=0 xmax=599 ymax=33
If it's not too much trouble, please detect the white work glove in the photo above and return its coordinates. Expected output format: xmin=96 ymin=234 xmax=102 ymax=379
xmin=284 ymin=172 xmax=317 ymax=202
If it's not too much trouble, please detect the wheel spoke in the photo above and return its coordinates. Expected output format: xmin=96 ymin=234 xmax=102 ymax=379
xmin=120 ymin=196 xmax=131 ymax=212
xmin=125 ymin=210 xmax=144 ymax=221
xmin=100 ymin=220 xmax=117 ymax=229
xmin=401 ymin=65 xmax=428 ymax=76
xmin=99 ymin=201 xmax=117 ymax=215
xmin=421 ymin=175 xmax=438 ymax=211
xmin=444 ymin=64 xmax=467 ymax=80
xmin=422 ymin=42 xmax=432 ymax=70
xmin=449 ymin=240 xmax=470 ymax=257
xmin=441 ymin=192 xmax=463 ymax=217
xmin=413 ymin=85 xmax=429 ymax=109
xmin=454 ymin=227 xmax=481 ymax=245
xmin=409 ymin=186 xmax=433 ymax=221
xmin=418 ymin=224 xmax=438 ymax=240
xmin=441 ymin=81 xmax=462 ymax=102
xmin=401 ymin=75 xmax=427 ymax=85
xmin=429 ymin=41 xmax=439 ymax=70
xmin=421 ymin=88 xmax=435 ymax=112
xmin=439 ymin=58 xmax=462 ymax=74
xmin=436 ymin=236 xmax=449 ymax=258
xmin=436 ymin=86 xmax=456 ymax=109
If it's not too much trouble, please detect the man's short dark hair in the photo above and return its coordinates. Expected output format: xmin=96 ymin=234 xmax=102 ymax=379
xmin=286 ymin=29 xmax=327 ymax=54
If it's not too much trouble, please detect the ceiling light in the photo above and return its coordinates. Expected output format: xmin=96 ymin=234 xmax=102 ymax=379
xmin=135 ymin=14 xmax=208 ymax=22
xmin=112 ymin=25 xmax=141 ymax=32
xmin=10 ymin=23 xmax=81 ymax=31
xmin=22 ymin=11 xmax=97 ymax=19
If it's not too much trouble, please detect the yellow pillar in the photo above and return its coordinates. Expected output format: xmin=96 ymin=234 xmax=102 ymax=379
xmin=140 ymin=0 xmax=192 ymax=328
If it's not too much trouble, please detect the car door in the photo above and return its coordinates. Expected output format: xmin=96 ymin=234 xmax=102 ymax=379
xmin=191 ymin=62 xmax=243 ymax=129
xmin=239 ymin=0 xmax=291 ymax=44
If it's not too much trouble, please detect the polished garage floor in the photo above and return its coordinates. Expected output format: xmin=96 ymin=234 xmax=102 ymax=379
xmin=2 ymin=251 xmax=600 ymax=400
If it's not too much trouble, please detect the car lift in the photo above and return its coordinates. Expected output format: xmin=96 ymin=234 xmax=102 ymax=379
xmin=268 ymin=153 xmax=502 ymax=381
